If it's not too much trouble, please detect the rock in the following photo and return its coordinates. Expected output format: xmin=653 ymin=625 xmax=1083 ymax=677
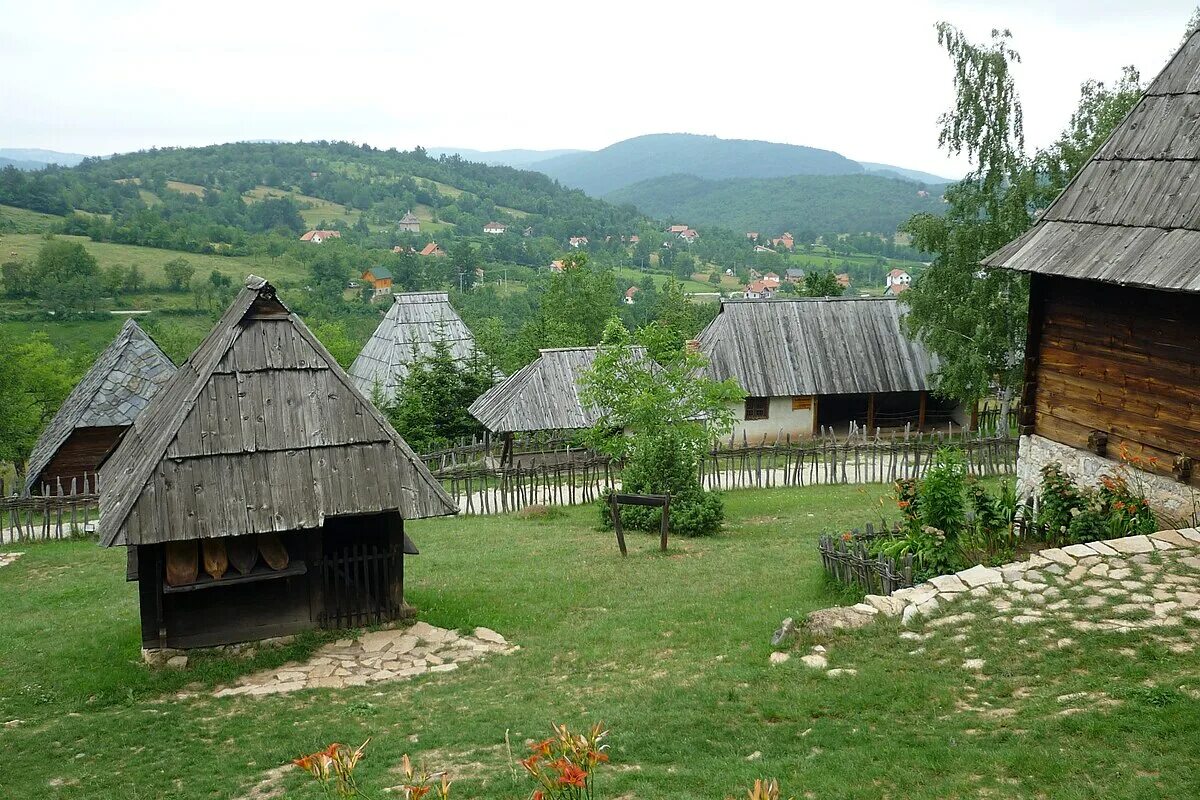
xmin=811 ymin=645 xmax=827 ymax=654
xmin=1066 ymin=565 xmax=1089 ymax=582
xmin=1176 ymin=528 xmax=1200 ymax=544
xmin=1107 ymin=535 xmax=1154 ymax=554
xmin=927 ymin=611 xmax=975 ymax=629
xmin=1177 ymin=592 xmax=1200 ymax=608
xmin=826 ymin=668 xmax=857 ymax=677
xmin=1088 ymin=540 xmax=1119 ymax=556
xmin=1151 ymin=537 xmax=1177 ymax=551
xmin=804 ymin=607 xmax=874 ymax=635
xmin=1043 ymin=563 xmax=1066 ymax=576
xmin=1001 ymin=567 xmax=1025 ymax=583
xmin=771 ymin=618 xmax=796 ymax=646
xmin=1062 ymin=543 xmax=1098 ymax=558
xmin=746 ymin=751 xmax=763 ymax=761
xmin=769 ymin=652 xmax=790 ymax=665
xmin=864 ymin=594 xmax=905 ymax=616
xmin=850 ymin=603 xmax=879 ymax=616
xmin=1012 ymin=580 xmax=1044 ymax=593
xmin=1012 ymin=615 xmax=1042 ymax=625
xmin=1040 ymin=548 xmax=1077 ymax=567
xmin=1150 ymin=530 xmax=1194 ymax=548
xmin=3 ymin=719 xmax=23 ymax=728
xmin=429 ymin=663 xmax=458 ymax=673
xmin=166 ymin=655 xmax=188 ymax=670
xmin=962 ymin=658 xmax=985 ymax=671
xmin=472 ymin=627 xmax=507 ymax=645
xmin=800 ymin=654 xmax=828 ymax=669
xmin=957 ymin=565 xmax=1003 ymax=588
xmin=929 ymin=574 xmax=968 ymax=593
xmin=895 ymin=585 xmax=938 ymax=605
xmin=901 ymin=604 xmax=921 ymax=627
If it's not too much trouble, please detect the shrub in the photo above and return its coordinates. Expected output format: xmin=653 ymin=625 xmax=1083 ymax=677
xmin=1036 ymin=463 xmax=1085 ymax=546
xmin=1035 ymin=462 xmax=1160 ymax=545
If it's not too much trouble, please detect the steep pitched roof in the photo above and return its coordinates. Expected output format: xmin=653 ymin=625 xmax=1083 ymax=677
xmin=696 ymin=297 xmax=939 ymax=396
xmin=983 ymin=29 xmax=1200 ymax=292
xmin=419 ymin=242 xmax=444 ymax=256
xmin=399 ymin=211 xmax=420 ymax=225
xmin=349 ymin=291 xmax=482 ymax=400
xmin=300 ymin=230 xmax=340 ymax=241
xmin=364 ymin=265 xmax=393 ymax=281
xmin=97 ymin=277 xmax=456 ymax=548
xmin=25 ymin=320 xmax=175 ymax=494
xmin=469 ymin=346 xmax=648 ymax=434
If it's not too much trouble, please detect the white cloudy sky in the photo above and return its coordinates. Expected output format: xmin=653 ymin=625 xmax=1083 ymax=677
xmin=2 ymin=0 xmax=1196 ymax=177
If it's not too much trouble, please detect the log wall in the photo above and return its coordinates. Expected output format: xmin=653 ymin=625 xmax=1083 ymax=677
xmin=1030 ymin=275 xmax=1200 ymax=487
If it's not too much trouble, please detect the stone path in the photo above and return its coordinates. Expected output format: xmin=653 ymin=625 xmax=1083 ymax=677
xmin=786 ymin=529 xmax=1200 ymax=674
xmin=212 ymin=622 xmax=516 ymax=697
xmin=0 ymin=551 xmax=23 ymax=568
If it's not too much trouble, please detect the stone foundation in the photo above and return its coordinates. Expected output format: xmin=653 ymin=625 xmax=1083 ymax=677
xmin=1017 ymin=434 xmax=1197 ymax=520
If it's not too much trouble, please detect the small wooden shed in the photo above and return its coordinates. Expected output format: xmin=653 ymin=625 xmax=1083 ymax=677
xmin=695 ymin=297 xmax=967 ymax=440
xmin=24 ymin=319 xmax=175 ymax=496
xmin=983 ymin=29 xmax=1200 ymax=508
xmin=349 ymin=291 xmax=486 ymax=403
xmin=98 ymin=276 xmax=457 ymax=650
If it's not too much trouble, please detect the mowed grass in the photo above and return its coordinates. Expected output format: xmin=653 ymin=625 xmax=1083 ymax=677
xmin=613 ymin=265 xmax=714 ymax=294
xmin=0 ymin=234 xmax=309 ymax=287
xmin=0 ymin=204 xmax=61 ymax=234
xmin=2 ymin=483 xmax=1198 ymax=798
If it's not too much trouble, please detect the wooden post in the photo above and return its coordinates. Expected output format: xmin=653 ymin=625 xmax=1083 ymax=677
xmin=811 ymin=395 xmax=820 ymax=436
xmin=501 ymin=433 xmax=514 ymax=468
xmin=1019 ymin=273 xmax=1046 ymax=436
xmin=917 ymin=391 xmax=927 ymax=431
xmin=866 ymin=393 xmax=876 ymax=432
xmin=660 ymin=494 xmax=670 ymax=553
xmin=610 ymin=494 xmax=627 ymax=557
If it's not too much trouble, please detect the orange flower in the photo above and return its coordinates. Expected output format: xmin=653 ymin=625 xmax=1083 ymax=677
xmin=898 ymin=500 xmax=910 ymax=509
xmin=531 ymin=791 xmax=545 ymax=800
xmin=519 ymin=754 xmax=542 ymax=775
xmin=587 ymin=749 xmax=610 ymax=764
xmin=557 ymin=762 xmax=588 ymax=788
xmin=405 ymin=785 xmax=432 ymax=800
xmin=531 ymin=738 xmax=555 ymax=756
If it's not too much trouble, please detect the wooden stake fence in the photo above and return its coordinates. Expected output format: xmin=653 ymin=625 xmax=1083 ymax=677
xmin=1 ymin=475 xmax=101 ymax=544
xmin=818 ymin=522 xmax=914 ymax=596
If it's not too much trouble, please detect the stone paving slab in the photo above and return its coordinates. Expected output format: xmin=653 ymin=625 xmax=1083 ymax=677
xmin=212 ymin=622 xmax=516 ymax=697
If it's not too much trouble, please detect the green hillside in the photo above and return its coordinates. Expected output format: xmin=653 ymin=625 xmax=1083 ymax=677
xmin=607 ymin=173 xmax=945 ymax=235
xmin=532 ymin=133 xmax=863 ymax=196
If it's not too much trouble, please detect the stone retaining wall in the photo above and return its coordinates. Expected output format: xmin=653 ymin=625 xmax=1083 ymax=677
xmin=1017 ymin=434 xmax=1196 ymax=518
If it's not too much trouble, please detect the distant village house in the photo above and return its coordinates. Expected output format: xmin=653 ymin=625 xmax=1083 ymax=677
xmin=885 ymin=269 xmax=911 ymax=295
xmin=568 ymin=236 xmax=589 ymax=248
xmin=483 ymin=222 xmax=508 ymax=235
xmin=624 ymin=286 xmax=639 ymax=305
xmin=771 ymin=233 xmax=795 ymax=251
xmin=361 ymin=266 xmax=393 ymax=297
xmin=300 ymin=230 xmax=341 ymax=244
xmin=397 ymin=211 xmax=421 ymax=233
xmin=419 ymin=242 xmax=446 ymax=257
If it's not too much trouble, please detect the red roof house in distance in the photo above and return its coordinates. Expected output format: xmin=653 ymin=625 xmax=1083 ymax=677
xmin=419 ymin=241 xmax=446 ymax=257
xmin=483 ymin=221 xmax=508 ymax=235
xmin=624 ymin=286 xmax=639 ymax=305
xmin=746 ymin=232 xmax=759 ymax=241
xmin=836 ymin=273 xmax=851 ymax=289
xmin=885 ymin=269 xmax=911 ymax=295
xmin=771 ymin=232 xmax=795 ymax=251
xmin=667 ymin=224 xmax=689 ymax=234
xmin=549 ymin=260 xmax=565 ymax=273
xmin=744 ymin=279 xmax=775 ymax=299
xmin=568 ymin=236 xmax=589 ymax=248
xmin=628 ymin=234 xmax=640 ymax=244
xmin=762 ymin=272 xmax=781 ymax=288
xmin=300 ymin=230 xmax=341 ymax=244
xmin=679 ymin=229 xmax=700 ymax=243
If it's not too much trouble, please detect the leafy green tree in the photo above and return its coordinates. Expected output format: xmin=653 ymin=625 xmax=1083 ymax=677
xmin=33 ymin=239 xmax=100 ymax=314
xmin=582 ymin=318 xmax=744 ymax=537
xmin=1 ymin=259 xmax=33 ymax=298
xmin=310 ymin=320 xmax=361 ymax=369
xmin=801 ymin=271 xmax=844 ymax=297
xmin=123 ymin=264 xmax=145 ymax=294
xmin=0 ymin=331 xmax=77 ymax=476
xmin=164 ymin=257 xmax=194 ymax=291
xmin=382 ymin=339 xmax=496 ymax=451
xmin=902 ymin=23 xmax=1142 ymax=428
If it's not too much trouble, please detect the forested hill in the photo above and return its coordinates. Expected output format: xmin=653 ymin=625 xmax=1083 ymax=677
xmin=607 ymin=172 xmax=945 ymax=234
xmin=0 ymin=141 xmax=646 ymax=252
xmin=531 ymin=133 xmax=864 ymax=196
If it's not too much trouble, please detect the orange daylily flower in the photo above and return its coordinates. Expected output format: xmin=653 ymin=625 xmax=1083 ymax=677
xmin=557 ymin=763 xmax=588 ymax=788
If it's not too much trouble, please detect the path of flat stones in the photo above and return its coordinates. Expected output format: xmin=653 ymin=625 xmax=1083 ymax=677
xmin=0 ymin=552 xmax=23 ymax=569
xmin=213 ymin=622 xmax=516 ymax=697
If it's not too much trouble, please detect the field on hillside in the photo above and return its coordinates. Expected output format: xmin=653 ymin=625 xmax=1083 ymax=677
xmin=0 ymin=203 xmax=61 ymax=234
xmin=612 ymin=265 xmax=714 ymax=294
xmin=3 ymin=482 xmax=1197 ymax=799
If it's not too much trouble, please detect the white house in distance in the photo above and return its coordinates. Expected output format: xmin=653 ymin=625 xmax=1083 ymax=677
xmin=679 ymin=228 xmax=700 ymax=243
xmin=568 ymin=236 xmax=589 ymax=248
xmin=397 ymin=211 xmax=421 ymax=233
xmin=696 ymin=297 xmax=968 ymax=442
xmin=483 ymin=221 xmax=508 ymax=235
xmin=624 ymin=286 xmax=639 ymax=305
xmin=885 ymin=269 xmax=912 ymax=295
xmin=300 ymin=229 xmax=341 ymax=244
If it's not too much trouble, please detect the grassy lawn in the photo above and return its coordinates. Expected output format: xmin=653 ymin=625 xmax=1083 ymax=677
xmin=613 ymin=265 xmax=714 ymax=294
xmin=0 ymin=203 xmax=62 ymax=233
xmin=1 ymin=484 xmax=1197 ymax=799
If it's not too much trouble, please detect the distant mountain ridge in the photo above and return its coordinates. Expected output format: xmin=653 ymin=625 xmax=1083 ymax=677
xmin=427 ymin=147 xmax=585 ymax=168
xmin=529 ymin=133 xmax=866 ymax=196
xmin=0 ymin=148 xmax=89 ymax=169
xmin=607 ymin=172 xmax=944 ymax=236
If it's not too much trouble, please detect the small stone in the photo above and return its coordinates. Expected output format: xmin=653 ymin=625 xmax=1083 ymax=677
xmin=1088 ymin=541 xmax=1119 ymax=556
xmin=864 ymin=594 xmax=906 ymax=616
xmin=1043 ymin=563 xmax=1066 ymax=576
xmin=1040 ymin=548 xmax=1078 ymax=567
xmin=3 ymin=719 xmax=23 ymax=728
xmin=1107 ymin=535 xmax=1154 ymax=554
xmin=1012 ymin=615 xmax=1042 ymax=625
xmin=1150 ymin=530 xmax=1193 ymax=548
xmin=929 ymin=574 xmax=968 ymax=592
xmin=805 ymin=607 xmax=874 ymax=635
xmin=472 ymin=627 xmax=507 ymax=645
xmin=746 ymin=751 xmax=763 ymax=761
xmin=1062 ymin=543 xmax=1098 ymax=558
xmin=771 ymin=618 xmax=796 ymax=646
xmin=850 ymin=603 xmax=879 ymax=616
xmin=769 ymin=652 xmax=790 ymax=665
xmin=429 ymin=663 xmax=458 ymax=673
xmin=1109 ymin=568 xmax=1133 ymax=580
xmin=1066 ymin=565 xmax=1089 ymax=582
xmin=827 ymin=668 xmax=857 ymax=677
xmin=800 ymin=654 xmax=828 ymax=669
xmin=166 ymin=655 xmax=188 ymax=669
xmin=901 ymin=604 xmax=920 ymax=627
xmin=1177 ymin=592 xmax=1200 ymax=608
xmin=1081 ymin=595 xmax=1106 ymax=609
xmin=962 ymin=658 xmax=985 ymax=671
xmin=811 ymin=645 xmax=827 ymax=654
xmin=957 ymin=565 xmax=1003 ymax=588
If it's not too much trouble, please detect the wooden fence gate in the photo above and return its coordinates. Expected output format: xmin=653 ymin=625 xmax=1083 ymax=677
xmin=319 ymin=539 xmax=403 ymax=629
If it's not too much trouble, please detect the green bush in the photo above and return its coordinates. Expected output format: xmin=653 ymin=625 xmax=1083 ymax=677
xmin=1036 ymin=463 xmax=1160 ymax=545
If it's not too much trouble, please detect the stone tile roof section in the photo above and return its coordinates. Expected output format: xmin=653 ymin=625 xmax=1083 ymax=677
xmin=695 ymin=297 xmax=939 ymax=397
xmin=97 ymin=276 xmax=457 ymax=548
xmin=349 ymin=292 xmax=483 ymax=401
xmin=983 ymin=28 xmax=1200 ymax=292
xmin=24 ymin=319 xmax=175 ymax=494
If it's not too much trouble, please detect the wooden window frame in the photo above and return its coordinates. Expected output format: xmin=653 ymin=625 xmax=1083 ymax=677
xmin=744 ymin=396 xmax=770 ymax=421
xmin=791 ymin=395 xmax=813 ymax=411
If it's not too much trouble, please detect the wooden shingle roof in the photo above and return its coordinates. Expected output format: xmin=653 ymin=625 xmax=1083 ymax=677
xmin=97 ymin=276 xmax=456 ymax=548
xmin=349 ymin=292 xmax=482 ymax=401
xmin=24 ymin=319 xmax=175 ymax=495
xmin=983 ymin=29 xmax=1200 ymax=292
xmin=468 ymin=346 xmax=648 ymax=434
xmin=696 ymin=297 xmax=939 ymax=397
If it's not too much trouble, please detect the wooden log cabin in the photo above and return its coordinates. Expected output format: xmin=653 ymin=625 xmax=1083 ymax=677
xmin=982 ymin=28 xmax=1200 ymax=516
xmin=24 ymin=319 xmax=175 ymax=496
xmin=97 ymin=276 xmax=457 ymax=650
xmin=695 ymin=297 xmax=969 ymax=442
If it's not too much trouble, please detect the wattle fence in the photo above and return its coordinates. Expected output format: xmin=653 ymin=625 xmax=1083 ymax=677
xmin=1 ymin=475 xmax=101 ymax=544
xmin=429 ymin=427 xmax=1017 ymax=515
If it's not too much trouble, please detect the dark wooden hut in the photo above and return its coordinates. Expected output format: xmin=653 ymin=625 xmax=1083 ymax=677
xmin=983 ymin=29 xmax=1200 ymax=509
xmin=98 ymin=277 xmax=457 ymax=650
xmin=696 ymin=297 xmax=967 ymax=440
xmin=24 ymin=319 xmax=175 ymax=496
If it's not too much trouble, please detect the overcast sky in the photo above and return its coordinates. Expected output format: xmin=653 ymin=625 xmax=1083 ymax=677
xmin=2 ymin=0 xmax=1196 ymax=177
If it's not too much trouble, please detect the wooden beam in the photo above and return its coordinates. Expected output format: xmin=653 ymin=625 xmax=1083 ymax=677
xmin=866 ymin=393 xmax=876 ymax=431
xmin=918 ymin=391 xmax=927 ymax=430
xmin=1019 ymin=273 xmax=1047 ymax=436
xmin=609 ymin=494 xmax=626 ymax=557
xmin=811 ymin=395 xmax=820 ymax=436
